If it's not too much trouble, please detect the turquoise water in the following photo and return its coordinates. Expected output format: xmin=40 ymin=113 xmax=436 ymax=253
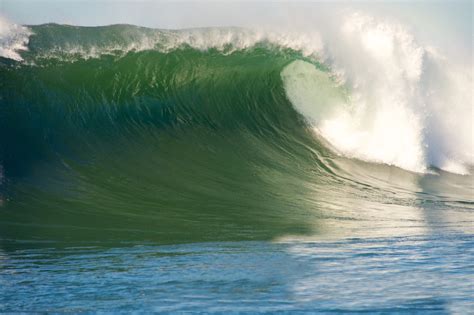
xmin=0 ymin=24 xmax=473 ymax=312
xmin=2 ymin=235 xmax=473 ymax=312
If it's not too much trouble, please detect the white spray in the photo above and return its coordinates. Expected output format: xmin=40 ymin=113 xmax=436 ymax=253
xmin=0 ymin=16 xmax=31 ymax=61
xmin=282 ymin=11 xmax=472 ymax=174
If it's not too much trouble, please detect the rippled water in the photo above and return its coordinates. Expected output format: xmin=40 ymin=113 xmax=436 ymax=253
xmin=1 ymin=233 xmax=473 ymax=313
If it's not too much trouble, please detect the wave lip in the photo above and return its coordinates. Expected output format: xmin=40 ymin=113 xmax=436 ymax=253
xmin=11 ymin=24 xmax=323 ymax=63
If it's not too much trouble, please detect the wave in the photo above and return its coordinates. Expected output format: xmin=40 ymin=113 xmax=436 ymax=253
xmin=1 ymin=14 xmax=471 ymax=175
xmin=0 ymin=13 xmax=473 ymax=246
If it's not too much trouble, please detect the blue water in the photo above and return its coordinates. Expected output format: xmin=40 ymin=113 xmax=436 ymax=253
xmin=1 ymin=233 xmax=472 ymax=313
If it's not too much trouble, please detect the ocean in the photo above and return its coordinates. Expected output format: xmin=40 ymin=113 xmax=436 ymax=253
xmin=0 ymin=10 xmax=472 ymax=313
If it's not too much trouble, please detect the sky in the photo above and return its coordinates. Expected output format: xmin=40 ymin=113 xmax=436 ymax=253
xmin=0 ymin=1 xmax=471 ymax=30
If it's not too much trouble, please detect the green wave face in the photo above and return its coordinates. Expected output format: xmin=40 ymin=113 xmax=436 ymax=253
xmin=0 ymin=25 xmax=329 ymax=246
xmin=0 ymin=24 xmax=472 ymax=248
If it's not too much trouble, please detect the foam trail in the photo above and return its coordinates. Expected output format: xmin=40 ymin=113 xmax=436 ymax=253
xmin=0 ymin=16 xmax=32 ymax=61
